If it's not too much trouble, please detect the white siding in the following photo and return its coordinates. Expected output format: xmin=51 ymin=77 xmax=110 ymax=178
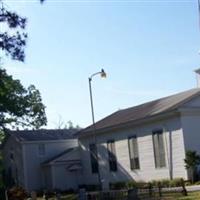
xmin=79 ymin=116 xmax=187 ymax=189
xmin=53 ymin=165 xmax=81 ymax=190
xmin=43 ymin=166 xmax=52 ymax=189
xmin=181 ymin=114 xmax=200 ymax=153
xmin=2 ymin=136 xmax=25 ymax=187
xmin=180 ymin=95 xmax=200 ymax=152
xmin=23 ymin=139 xmax=78 ymax=191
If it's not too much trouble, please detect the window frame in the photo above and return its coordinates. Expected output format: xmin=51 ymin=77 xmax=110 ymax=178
xmin=107 ymin=140 xmax=117 ymax=172
xmin=128 ymin=135 xmax=140 ymax=170
xmin=38 ymin=144 xmax=46 ymax=156
xmin=152 ymin=129 xmax=166 ymax=168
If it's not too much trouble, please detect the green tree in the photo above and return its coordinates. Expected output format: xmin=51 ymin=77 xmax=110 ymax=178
xmin=0 ymin=0 xmax=47 ymax=131
xmin=0 ymin=0 xmax=44 ymax=62
xmin=54 ymin=116 xmax=81 ymax=130
xmin=184 ymin=150 xmax=200 ymax=183
xmin=0 ymin=69 xmax=47 ymax=130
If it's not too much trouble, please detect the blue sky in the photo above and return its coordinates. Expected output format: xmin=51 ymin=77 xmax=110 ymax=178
xmin=2 ymin=0 xmax=200 ymax=128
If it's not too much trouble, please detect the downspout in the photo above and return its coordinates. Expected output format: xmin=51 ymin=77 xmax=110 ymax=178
xmin=22 ymin=145 xmax=28 ymax=190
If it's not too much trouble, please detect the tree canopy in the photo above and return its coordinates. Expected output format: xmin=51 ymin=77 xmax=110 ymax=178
xmin=0 ymin=0 xmax=47 ymax=130
xmin=0 ymin=69 xmax=47 ymax=130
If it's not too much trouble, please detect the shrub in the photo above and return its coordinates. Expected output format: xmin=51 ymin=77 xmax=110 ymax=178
xmin=126 ymin=181 xmax=137 ymax=189
xmin=185 ymin=181 xmax=192 ymax=186
xmin=160 ymin=179 xmax=170 ymax=187
xmin=79 ymin=184 xmax=100 ymax=191
xmin=135 ymin=181 xmax=147 ymax=188
xmin=109 ymin=178 xmax=184 ymax=191
xmin=169 ymin=178 xmax=182 ymax=187
xmin=151 ymin=180 xmax=159 ymax=187
xmin=7 ymin=186 xmax=27 ymax=200
xmin=150 ymin=178 xmax=182 ymax=188
xmin=109 ymin=182 xmax=127 ymax=190
xmin=194 ymin=181 xmax=200 ymax=185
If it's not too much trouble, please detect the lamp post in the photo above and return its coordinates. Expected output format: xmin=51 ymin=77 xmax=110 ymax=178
xmin=88 ymin=69 xmax=106 ymax=190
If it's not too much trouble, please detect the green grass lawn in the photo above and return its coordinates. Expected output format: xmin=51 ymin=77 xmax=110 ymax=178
xmin=163 ymin=191 xmax=200 ymax=200
xmin=143 ymin=191 xmax=200 ymax=200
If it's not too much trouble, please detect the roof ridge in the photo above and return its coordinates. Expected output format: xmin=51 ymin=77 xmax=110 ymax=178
xmin=121 ymin=88 xmax=200 ymax=112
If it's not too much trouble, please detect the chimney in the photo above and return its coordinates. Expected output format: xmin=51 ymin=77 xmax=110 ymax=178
xmin=194 ymin=68 xmax=200 ymax=88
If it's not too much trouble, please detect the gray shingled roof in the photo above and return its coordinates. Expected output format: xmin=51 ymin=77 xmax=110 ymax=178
xmin=8 ymin=129 xmax=78 ymax=142
xmin=78 ymin=88 xmax=200 ymax=136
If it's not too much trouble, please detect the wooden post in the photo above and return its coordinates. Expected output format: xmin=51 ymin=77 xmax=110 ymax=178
xmin=148 ymin=182 xmax=152 ymax=197
xmin=158 ymin=182 xmax=162 ymax=197
xmin=55 ymin=191 xmax=61 ymax=200
xmin=5 ymin=190 xmax=8 ymax=200
xmin=79 ymin=188 xmax=87 ymax=200
xmin=31 ymin=191 xmax=37 ymax=200
xmin=43 ymin=190 xmax=48 ymax=200
xmin=128 ymin=188 xmax=139 ymax=200
xmin=181 ymin=179 xmax=187 ymax=196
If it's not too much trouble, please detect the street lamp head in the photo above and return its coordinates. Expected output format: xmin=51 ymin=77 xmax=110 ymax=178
xmin=100 ymin=69 xmax=107 ymax=78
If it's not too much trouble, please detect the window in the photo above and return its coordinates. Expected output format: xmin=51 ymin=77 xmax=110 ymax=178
xmin=152 ymin=130 xmax=166 ymax=168
xmin=107 ymin=140 xmax=117 ymax=172
xmin=10 ymin=152 xmax=14 ymax=161
xmin=38 ymin=144 xmax=45 ymax=156
xmin=89 ymin=144 xmax=99 ymax=173
xmin=128 ymin=136 xmax=140 ymax=170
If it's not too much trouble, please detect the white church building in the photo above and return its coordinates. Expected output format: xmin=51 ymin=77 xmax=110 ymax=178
xmin=3 ymin=70 xmax=200 ymax=191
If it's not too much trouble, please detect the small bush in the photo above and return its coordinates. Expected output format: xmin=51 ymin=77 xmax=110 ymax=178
xmin=150 ymin=178 xmax=182 ymax=188
xmin=135 ymin=181 xmax=147 ymax=188
xmin=79 ymin=184 xmax=100 ymax=191
xmin=194 ymin=181 xmax=200 ymax=185
xmin=151 ymin=180 xmax=159 ymax=187
xmin=185 ymin=181 xmax=192 ymax=186
xmin=109 ymin=182 xmax=127 ymax=190
xmin=108 ymin=178 xmax=184 ymax=191
xmin=169 ymin=178 xmax=182 ymax=187
xmin=126 ymin=181 xmax=137 ymax=189
xmin=7 ymin=186 xmax=27 ymax=200
xmin=161 ymin=179 xmax=171 ymax=187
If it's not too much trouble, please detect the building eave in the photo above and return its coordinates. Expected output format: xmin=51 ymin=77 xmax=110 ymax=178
xmin=78 ymin=109 xmax=180 ymax=138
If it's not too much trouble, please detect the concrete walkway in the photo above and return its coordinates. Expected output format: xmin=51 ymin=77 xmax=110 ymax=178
xmin=161 ymin=185 xmax=200 ymax=192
